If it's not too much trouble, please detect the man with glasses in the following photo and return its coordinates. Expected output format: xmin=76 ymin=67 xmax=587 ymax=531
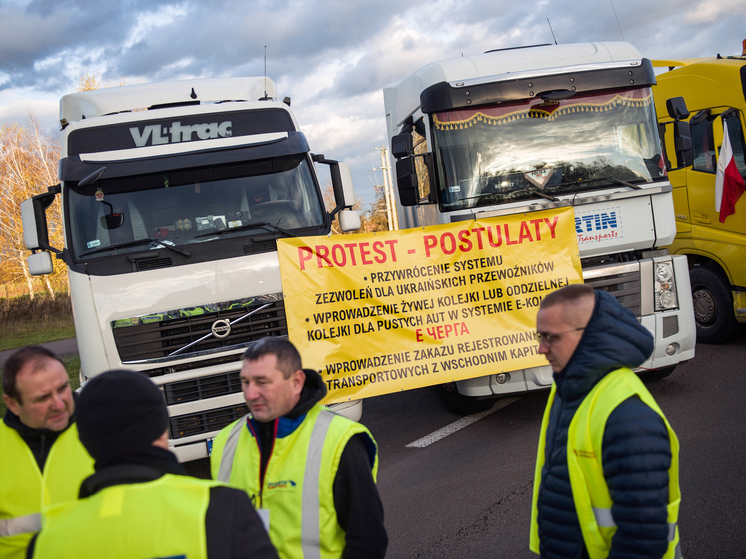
xmin=529 ymin=284 xmax=681 ymax=559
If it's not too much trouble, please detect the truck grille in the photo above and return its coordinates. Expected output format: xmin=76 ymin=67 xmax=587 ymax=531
xmin=164 ymin=371 xmax=242 ymax=405
xmin=113 ymin=297 xmax=286 ymax=362
xmin=143 ymin=354 xmax=244 ymax=379
xmin=583 ymin=264 xmax=641 ymax=316
xmin=170 ymin=402 xmax=249 ymax=439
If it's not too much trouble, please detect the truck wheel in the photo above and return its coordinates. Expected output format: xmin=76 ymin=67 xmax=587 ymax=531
xmin=690 ymin=266 xmax=738 ymax=344
xmin=437 ymin=383 xmax=496 ymax=415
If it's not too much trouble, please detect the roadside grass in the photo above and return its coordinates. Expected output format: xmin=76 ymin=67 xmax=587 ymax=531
xmin=0 ymin=356 xmax=80 ymax=418
xmin=0 ymin=294 xmax=75 ymax=352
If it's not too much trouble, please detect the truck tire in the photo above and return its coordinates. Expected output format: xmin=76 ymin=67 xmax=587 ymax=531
xmin=437 ymin=382 xmax=496 ymax=415
xmin=690 ymin=266 xmax=738 ymax=344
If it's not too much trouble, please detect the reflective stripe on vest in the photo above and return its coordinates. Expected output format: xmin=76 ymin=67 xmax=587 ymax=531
xmin=592 ymin=505 xmax=678 ymax=547
xmin=0 ymin=513 xmax=41 ymax=537
xmin=301 ymin=410 xmax=334 ymax=559
xmin=592 ymin=506 xmax=615 ymax=528
xmin=216 ymin=415 xmax=247 ymax=483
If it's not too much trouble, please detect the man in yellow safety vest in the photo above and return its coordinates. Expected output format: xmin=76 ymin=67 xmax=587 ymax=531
xmin=210 ymin=337 xmax=388 ymax=559
xmin=1 ymin=346 xmax=94 ymax=559
xmin=530 ymin=284 xmax=681 ymax=559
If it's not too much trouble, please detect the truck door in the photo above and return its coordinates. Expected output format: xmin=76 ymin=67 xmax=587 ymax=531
xmin=686 ymin=110 xmax=746 ymax=231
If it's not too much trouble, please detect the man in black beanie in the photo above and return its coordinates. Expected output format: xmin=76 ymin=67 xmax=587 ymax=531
xmin=27 ymin=369 xmax=278 ymax=559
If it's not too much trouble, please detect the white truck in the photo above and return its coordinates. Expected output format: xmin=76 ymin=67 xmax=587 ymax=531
xmin=21 ymin=77 xmax=362 ymax=460
xmin=383 ymin=42 xmax=697 ymax=413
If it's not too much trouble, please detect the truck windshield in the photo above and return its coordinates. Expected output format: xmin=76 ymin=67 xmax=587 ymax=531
xmin=431 ymin=87 xmax=665 ymax=210
xmin=67 ymin=154 xmax=325 ymax=260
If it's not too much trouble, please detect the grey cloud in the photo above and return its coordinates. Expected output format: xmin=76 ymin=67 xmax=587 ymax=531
xmin=0 ymin=5 xmax=72 ymax=69
xmin=105 ymin=0 xmax=404 ymax=82
xmin=0 ymin=0 xmax=184 ymax=90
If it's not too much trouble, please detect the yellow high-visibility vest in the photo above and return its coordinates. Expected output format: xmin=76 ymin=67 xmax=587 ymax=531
xmin=0 ymin=422 xmax=94 ymax=559
xmin=530 ymin=368 xmax=681 ymax=559
xmin=211 ymin=405 xmax=378 ymax=559
xmin=32 ymin=474 xmax=223 ymax=558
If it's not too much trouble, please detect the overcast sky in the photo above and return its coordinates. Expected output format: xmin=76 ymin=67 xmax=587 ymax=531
xmin=1 ymin=0 xmax=744 ymax=206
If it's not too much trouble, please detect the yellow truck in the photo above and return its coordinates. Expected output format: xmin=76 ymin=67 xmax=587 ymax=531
xmin=653 ymin=42 xmax=746 ymax=343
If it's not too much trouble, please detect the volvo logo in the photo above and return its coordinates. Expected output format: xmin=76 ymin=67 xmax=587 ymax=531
xmin=211 ymin=319 xmax=232 ymax=339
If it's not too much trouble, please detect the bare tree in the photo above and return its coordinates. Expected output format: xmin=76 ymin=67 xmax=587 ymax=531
xmin=0 ymin=117 xmax=64 ymax=298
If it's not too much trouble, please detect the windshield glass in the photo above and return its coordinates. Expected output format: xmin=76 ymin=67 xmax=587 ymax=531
xmin=67 ymin=154 xmax=325 ymax=260
xmin=431 ymin=87 xmax=665 ymax=211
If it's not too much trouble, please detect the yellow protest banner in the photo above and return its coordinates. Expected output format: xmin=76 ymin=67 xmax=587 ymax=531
xmin=277 ymin=206 xmax=582 ymax=404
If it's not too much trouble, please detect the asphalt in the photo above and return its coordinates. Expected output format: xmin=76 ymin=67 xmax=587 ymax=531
xmin=0 ymin=338 xmax=79 ymax=370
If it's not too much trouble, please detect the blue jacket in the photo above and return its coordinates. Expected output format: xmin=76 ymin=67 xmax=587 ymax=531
xmin=536 ymin=290 xmax=673 ymax=559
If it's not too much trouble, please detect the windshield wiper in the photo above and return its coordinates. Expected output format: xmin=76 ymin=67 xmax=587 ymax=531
xmin=527 ymin=188 xmax=559 ymax=202
xmin=610 ymin=177 xmax=643 ymax=190
xmin=78 ymin=166 xmax=107 ymax=188
xmin=84 ymin=238 xmax=191 ymax=258
xmin=553 ymin=175 xmax=648 ymax=190
xmin=464 ymin=188 xmax=559 ymax=203
xmin=194 ymin=220 xmax=297 ymax=239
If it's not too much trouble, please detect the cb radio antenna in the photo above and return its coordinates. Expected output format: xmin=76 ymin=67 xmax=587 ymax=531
xmin=610 ymin=0 xmax=625 ymax=41
xmin=259 ymin=46 xmax=271 ymax=101
xmin=547 ymin=18 xmax=557 ymax=45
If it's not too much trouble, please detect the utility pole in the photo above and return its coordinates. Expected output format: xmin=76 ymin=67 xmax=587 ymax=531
xmin=379 ymin=147 xmax=394 ymax=231
xmin=377 ymin=146 xmax=399 ymax=230
xmin=383 ymin=146 xmax=398 ymax=230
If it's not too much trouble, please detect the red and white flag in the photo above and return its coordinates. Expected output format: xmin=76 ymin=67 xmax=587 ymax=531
xmin=715 ymin=119 xmax=745 ymax=223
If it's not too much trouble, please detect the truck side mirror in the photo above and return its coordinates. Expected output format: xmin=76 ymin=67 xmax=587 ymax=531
xmin=333 ymin=162 xmax=356 ymax=208
xmin=665 ymin=97 xmax=693 ymax=169
xmin=21 ymin=198 xmax=42 ymax=250
xmin=391 ymin=133 xmax=413 ymax=159
xmin=666 ymin=97 xmax=690 ymax=120
xmin=395 ymin=157 xmax=420 ymax=206
xmin=27 ymin=251 xmax=54 ymax=276
xmin=338 ymin=209 xmax=362 ymax=232
xmin=314 ymin=157 xmax=361 ymax=231
xmin=672 ymin=120 xmax=694 ymax=168
xmin=20 ymin=188 xmax=60 ymax=252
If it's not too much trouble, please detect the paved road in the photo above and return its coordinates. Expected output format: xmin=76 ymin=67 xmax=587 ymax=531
xmin=366 ymin=338 xmax=746 ymax=558
xmin=0 ymin=338 xmax=79 ymax=369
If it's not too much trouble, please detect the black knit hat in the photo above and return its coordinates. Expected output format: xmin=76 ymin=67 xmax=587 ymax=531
xmin=76 ymin=369 xmax=169 ymax=463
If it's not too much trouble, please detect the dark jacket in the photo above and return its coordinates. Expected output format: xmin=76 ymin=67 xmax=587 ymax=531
xmin=27 ymin=446 xmax=277 ymax=559
xmin=536 ymin=290 xmax=673 ymax=559
xmin=251 ymin=368 xmax=388 ymax=559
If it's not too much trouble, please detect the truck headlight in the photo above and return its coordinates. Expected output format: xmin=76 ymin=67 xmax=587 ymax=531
xmin=654 ymin=260 xmax=678 ymax=311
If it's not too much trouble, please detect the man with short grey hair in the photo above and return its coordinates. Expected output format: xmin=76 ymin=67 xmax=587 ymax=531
xmin=530 ymin=284 xmax=682 ymax=559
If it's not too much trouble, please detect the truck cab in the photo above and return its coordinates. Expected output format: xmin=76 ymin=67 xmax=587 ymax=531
xmin=384 ymin=42 xmax=696 ymax=413
xmin=653 ymin=45 xmax=746 ymax=343
xmin=21 ymin=77 xmax=362 ymax=460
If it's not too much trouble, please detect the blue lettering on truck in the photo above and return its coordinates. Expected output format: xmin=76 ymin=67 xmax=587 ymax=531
xmin=575 ymin=207 xmax=623 ymax=244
